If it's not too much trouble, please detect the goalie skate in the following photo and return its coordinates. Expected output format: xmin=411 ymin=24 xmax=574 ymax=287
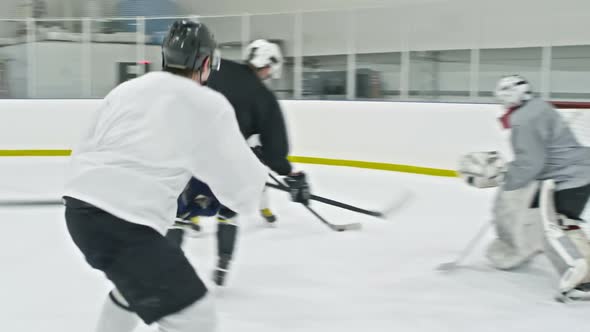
xmin=556 ymin=283 xmax=590 ymax=302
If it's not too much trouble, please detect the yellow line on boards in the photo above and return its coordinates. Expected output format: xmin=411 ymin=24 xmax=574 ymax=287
xmin=0 ymin=150 xmax=72 ymax=156
xmin=287 ymin=156 xmax=458 ymax=177
xmin=0 ymin=150 xmax=458 ymax=177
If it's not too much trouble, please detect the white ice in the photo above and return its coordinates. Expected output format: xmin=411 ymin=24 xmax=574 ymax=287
xmin=1 ymin=158 xmax=589 ymax=332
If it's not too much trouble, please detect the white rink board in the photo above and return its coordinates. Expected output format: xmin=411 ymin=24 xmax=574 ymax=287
xmin=0 ymin=99 xmax=586 ymax=170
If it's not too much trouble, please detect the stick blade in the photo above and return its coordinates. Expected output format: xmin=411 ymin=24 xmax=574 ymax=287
xmin=331 ymin=222 xmax=362 ymax=232
xmin=436 ymin=262 xmax=458 ymax=272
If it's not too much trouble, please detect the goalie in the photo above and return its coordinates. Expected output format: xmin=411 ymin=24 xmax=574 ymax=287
xmin=458 ymin=75 xmax=590 ymax=299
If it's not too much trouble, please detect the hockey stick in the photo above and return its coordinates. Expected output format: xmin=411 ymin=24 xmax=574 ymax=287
xmin=0 ymin=198 xmax=63 ymax=206
xmin=436 ymin=221 xmax=492 ymax=271
xmin=303 ymin=204 xmax=362 ymax=232
xmin=269 ymin=174 xmax=361 ymax=232
xmin=265 ymin=182 xmax=386 ymax=217
xmin=265 ymin=178 xmax=411 ymax=219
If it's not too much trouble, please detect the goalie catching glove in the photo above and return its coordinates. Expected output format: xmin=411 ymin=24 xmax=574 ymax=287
xmin=458 ymin=151 xmax=507 ymax=188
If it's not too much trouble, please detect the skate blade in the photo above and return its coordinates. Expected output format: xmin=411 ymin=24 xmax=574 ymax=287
xmin=265 ymin=221 xmax=278 ymax=229
xmin=436 ymin=262 xmax=458 ymax=271
xmin=331 ymin=222 xmax=362 ymax=232
xmin=559 ymin=260 xmax=589 ymax=293
xmin=557 ymin=289 xmax=590 ymax=302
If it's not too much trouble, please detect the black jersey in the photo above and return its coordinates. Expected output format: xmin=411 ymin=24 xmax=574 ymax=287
xmin=207 ymin=59 xmax=292 ymax=175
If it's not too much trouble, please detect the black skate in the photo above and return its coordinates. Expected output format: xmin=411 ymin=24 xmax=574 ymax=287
xmin=260 ymin=208 xmax=277 ymax=224
xmin=213 ymin=255 xmax=232 ymax=286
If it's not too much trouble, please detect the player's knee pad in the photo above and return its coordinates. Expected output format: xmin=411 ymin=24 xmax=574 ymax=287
xmin=157 ymin=292 xmax=216 ymax=332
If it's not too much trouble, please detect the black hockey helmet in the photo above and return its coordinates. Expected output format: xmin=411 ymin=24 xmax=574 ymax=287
xmin=161 ymin=20 xmax=221 ymax=72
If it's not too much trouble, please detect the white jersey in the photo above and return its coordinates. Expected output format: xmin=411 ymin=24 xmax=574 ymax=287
xmin=63 ymin=71 xmax=268 ymax=235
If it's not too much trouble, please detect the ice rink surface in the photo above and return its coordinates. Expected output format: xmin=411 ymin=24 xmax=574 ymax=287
xmin=1 ymin=158 xmax=589 ymax=332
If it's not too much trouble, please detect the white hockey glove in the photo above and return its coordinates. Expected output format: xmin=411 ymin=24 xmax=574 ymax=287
xmin=457 ymin=151 xmax=507 ymax=188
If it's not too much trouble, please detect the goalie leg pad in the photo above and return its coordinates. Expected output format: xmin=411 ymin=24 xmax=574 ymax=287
xmin=544 ymin=227 xmax=588 ymax=292
xmin=540 ymin=180 xmax=590 ymax=292
xmin=486 ymin=183 xmax=544 ymax=270
xmin=564 ymin=228 xmax=590 ymax=284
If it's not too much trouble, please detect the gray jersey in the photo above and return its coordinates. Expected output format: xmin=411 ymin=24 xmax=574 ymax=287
xmin=503 ymin=98 xmax=590 ymax=191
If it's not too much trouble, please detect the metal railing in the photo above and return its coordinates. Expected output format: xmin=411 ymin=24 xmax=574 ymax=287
xmin=0 ymin=8 xmax=589 ymax=101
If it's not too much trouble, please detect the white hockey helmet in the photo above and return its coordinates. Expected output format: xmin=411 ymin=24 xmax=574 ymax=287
xmin=494 ymin=75 xmax=532 ymax=108
xmin=244 ymin=39 xmax=283 ymax=79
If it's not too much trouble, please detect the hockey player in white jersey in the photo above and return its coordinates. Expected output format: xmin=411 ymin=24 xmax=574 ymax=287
xmin=62 ymin=20 xmax=268 ymax=332
xmin=458 ymin=75 xmax=590 ymax=299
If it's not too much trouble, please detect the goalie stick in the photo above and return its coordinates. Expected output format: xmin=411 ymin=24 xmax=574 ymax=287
xmin=437 ymin=221 xmax=492 ymax=271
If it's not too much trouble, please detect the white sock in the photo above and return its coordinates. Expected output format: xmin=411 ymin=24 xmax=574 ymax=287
xmin=259 ymin=187 xmax=270 ymax=211
xmin=95 ymin=289 xmax=140 ymax=332
xmin=157 ymin=292 xmax=217 ymax=332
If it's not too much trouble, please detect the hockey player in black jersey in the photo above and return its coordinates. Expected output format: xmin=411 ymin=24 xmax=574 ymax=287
xmin=208 ymin=39 xmax=303 ymax=223
xmin=168 ymin=39 xmax=310 ymax=287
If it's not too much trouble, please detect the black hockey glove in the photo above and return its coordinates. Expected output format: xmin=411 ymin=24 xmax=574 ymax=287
xmin=284 ymin=172 xmax=310 ymax=205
